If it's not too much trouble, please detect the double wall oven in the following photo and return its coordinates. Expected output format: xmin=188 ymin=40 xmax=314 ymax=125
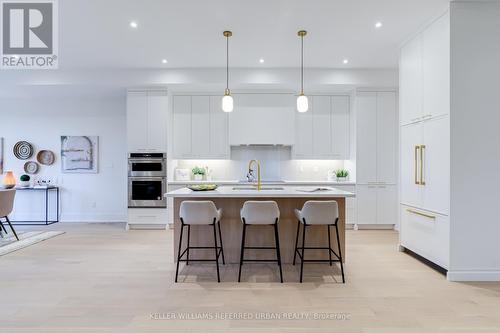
xmin=128 ymin=153 xmax=166 ymax=208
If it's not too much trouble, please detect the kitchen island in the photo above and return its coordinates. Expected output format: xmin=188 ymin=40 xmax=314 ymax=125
xmin=165 ymin=186 xmax=355 ymax=263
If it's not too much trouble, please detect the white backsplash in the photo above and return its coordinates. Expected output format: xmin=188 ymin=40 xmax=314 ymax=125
xmin=170 ymin=146 xmax=346 ymax=182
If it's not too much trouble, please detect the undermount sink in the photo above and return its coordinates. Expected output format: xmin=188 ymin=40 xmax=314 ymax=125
xmin=232 ymin=187 xmax=285 ymax=191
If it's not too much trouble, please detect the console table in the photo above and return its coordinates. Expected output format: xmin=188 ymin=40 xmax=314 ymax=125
xmin=11 ymin=186 xmax=60 ymax=225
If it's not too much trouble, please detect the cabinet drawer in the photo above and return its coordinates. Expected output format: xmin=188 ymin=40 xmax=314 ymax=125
xmin=128 ymin=208 xmax=168 ymax=225
xmin=400 ymin=205 xmax=449 ymax=268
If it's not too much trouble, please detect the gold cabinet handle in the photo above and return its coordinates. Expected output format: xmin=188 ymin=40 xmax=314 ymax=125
xmin=414 ymin=146 xmax=420 ymax=185
xmin=420 ymin=145 xmax=426 ymax=185
xmin=407 ymin=208 xmax=435 ymax=220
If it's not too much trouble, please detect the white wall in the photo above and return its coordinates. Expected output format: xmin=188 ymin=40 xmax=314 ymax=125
xmin=449 ymin=1 xmax=500 ymax=280
xmin=0 ymin=96 xmax=127 ymax=222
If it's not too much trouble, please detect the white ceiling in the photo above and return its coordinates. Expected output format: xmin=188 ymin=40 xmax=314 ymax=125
xmin=59 ymin=0 xmax=450 ymax=69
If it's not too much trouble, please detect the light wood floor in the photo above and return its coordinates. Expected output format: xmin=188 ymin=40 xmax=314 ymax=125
xmin=1 ymin=223 xmax=500 ymax=333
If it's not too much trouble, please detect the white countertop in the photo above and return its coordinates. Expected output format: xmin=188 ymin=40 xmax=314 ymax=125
xmin=165 ymin=186 xmax=355 ymax=198
xmin=167 ymin=180 xmax=356 ymax=186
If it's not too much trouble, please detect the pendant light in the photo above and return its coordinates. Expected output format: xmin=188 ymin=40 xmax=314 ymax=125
xmin=222 ymin=30 xmax=233 ymax=112
xmin=297 ymin=30 xmax=308 ymax=113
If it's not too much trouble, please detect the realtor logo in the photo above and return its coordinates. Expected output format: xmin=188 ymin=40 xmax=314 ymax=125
xmin=1 ymin=0 xmax=58 ymax=69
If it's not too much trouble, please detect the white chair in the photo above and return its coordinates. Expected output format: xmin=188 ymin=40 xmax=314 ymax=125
xmin=293 ymin=201 xmax=345 ymax=283
xmin=176 ymin=201 xmax=225 ymax=283
xmin=0 ymin=189 xmax=18 ymax=241
xmin=239 ymin=201 xmax=283 ymax=283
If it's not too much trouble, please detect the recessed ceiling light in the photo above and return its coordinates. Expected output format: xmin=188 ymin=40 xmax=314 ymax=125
xmin=162 ymin=59 xmax=168 ymax=64
xmin=343 ymin=59 xmax=349 ymax=64
xmin=129 ymin=21 xmax=138 ymax=28
xmin=259 ymin=58 xmax=265 ymax=64
xmin=375 ymin=21 xmax=383 ymax=29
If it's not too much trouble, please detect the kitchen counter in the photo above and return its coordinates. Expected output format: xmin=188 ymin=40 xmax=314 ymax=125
xmin=167 ymin=186 xmax=353 ymax=264
xmin=167 ymin=180 xmax=356 ymax=186
xmin=166 ymin=186 xmax=355 ymax=198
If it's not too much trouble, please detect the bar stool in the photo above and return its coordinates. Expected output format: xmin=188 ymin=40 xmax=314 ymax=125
xmin=175 ymin=201 xmax=225 ymax=283
xmin=293 ymin=201 xmax=345 ymax=283
xmin=239 ymin=201 xmax=283 ymax=283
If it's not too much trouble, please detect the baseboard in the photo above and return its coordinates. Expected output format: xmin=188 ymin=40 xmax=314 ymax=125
xmin=447 ymin=270 xmax=500 ymax=282
xmin=127 ymin=223 xmax=168 ymax=230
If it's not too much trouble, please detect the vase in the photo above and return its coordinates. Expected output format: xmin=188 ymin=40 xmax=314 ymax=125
xmin=193 ymin=174 xmax=203 ymax=181
xmin=337 ymin=176 xmax=348 ymax=182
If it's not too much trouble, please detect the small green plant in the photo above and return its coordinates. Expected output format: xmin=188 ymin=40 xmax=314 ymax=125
xmin=335 ymin=169 xmax=349 ymax=178
xmin=192 ymin=166 xmax=206 ymax=176
xmin=20 ymin=174 xmax=30 ymax=182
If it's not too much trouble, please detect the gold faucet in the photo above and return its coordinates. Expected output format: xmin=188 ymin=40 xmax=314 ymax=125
xmin=248 ymin=159 xmax=261 ymax=191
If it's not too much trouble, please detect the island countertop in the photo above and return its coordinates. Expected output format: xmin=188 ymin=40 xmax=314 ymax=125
xmin=165 ymin=186 xmax=355 ymax=198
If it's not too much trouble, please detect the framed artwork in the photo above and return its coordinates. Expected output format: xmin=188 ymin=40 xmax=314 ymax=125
xmin=0 ymin=137 xmax=3 ymax=174
xmin=61 ymin=136 xmax=99 ymax=173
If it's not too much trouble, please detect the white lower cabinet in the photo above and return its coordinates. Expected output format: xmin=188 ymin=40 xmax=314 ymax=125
xmin=127 ymin=208 xmax=168 ymax=229
xmin=356 ymin=184 xmax=397 ymax=225
xmin=400 ymin=204 xmax=449 ymax=269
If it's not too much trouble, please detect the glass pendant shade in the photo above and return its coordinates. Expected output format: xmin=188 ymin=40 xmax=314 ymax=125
xmin=222 ymin=91 xmax=234 ymax=112
xmin=296 ymin=94 xmax=309 ymax=113
xmin=2 ymin=171 xmax=16 ymax=189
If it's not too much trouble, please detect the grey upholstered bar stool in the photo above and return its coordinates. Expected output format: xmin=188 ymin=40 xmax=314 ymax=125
xmin=176 ymin=201 xmax=225 ymax=283
xmin=239 ymin=201 xmax=283 ymax=283
xmin=293 ymin=200 xmax=345 ymax=283
xmin=0 ymin=189 xmax=18 ymax=241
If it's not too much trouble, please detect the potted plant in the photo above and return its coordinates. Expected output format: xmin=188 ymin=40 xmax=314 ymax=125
xmin=19 ymin=174 xmax=31 ymax=188
xmin=335 ymin=169 xmax=349 ymax=182
xmin=192 ymin=166 xmax=206 ymax=181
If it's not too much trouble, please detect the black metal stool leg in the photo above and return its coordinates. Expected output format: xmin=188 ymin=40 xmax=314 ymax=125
xmin=175 ymin=223 xmax=185 ymax=283
xmin=0 ymin=219 xmax=7 ymax=234
xmin=217 ymin=221 xmax=225 ymax=265
xmin=5 ymin=217 xmax=18 ymax=241
xmin=293 ymin=220 xmax=300 ymax=266
xmin=212 ymin=223 xmax=220 ymax=283
xmin=186 ymin=224 xmax=191 ymax=265
xmin=335 ymin=222 xmax=345 ymax=283
xmin=238 ymin=223 xmax=246 ymax=282
xmin=274 ymin=223 xmax=283 ymax=283
xmin=328 ymin=225 xmax=332 ymax=266
xmin=300 ymin=223 xmax=307 ymax=283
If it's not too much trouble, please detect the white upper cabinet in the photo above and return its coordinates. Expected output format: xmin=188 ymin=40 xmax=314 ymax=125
xmin=229 ymin=94 xmax=295 ymax=145
xmin=400 ymin=13 xmax=449 ymax=125
xmin=293 ymin=95 xmax=350 ymax=159
xmin=312 ymin=96 xmax=333 ymax=156
xmin=423 ymin=13 xmax=450 ymax=120
xmin=127 ymin=90 xmax=168 ymax=152
xmin=356 ymin=91 xmax=397 ymax=184
xmin=172 ymin=95 xmax=192 ymax=158
xmin=147 ymin=91 xmax=169 ymax=152
xmin=400 ymin=35 xmax=423 ymax=125
xmin=127 ymin=91 xmax=148 ymax=152
xmin=331 ymin=96 xmax=350 ymax=158
xmin=209 ymin=96 xmax=230 ymax=158
xmin=376 ymin=92 xmax=398 ymax=184
xmin=172 ymin=95 xmax=229 ymax=159
xmin=356 ymin=92 xmax=378 ymax=183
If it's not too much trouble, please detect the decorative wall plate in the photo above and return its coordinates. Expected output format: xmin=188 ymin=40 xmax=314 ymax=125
xmin=24 ymin=161 xmax=39 ymax=174
xmin=37 ymin=150 xmax=55 ymax=165
xmin=13 ymin=141 xmax=34 ymax=160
